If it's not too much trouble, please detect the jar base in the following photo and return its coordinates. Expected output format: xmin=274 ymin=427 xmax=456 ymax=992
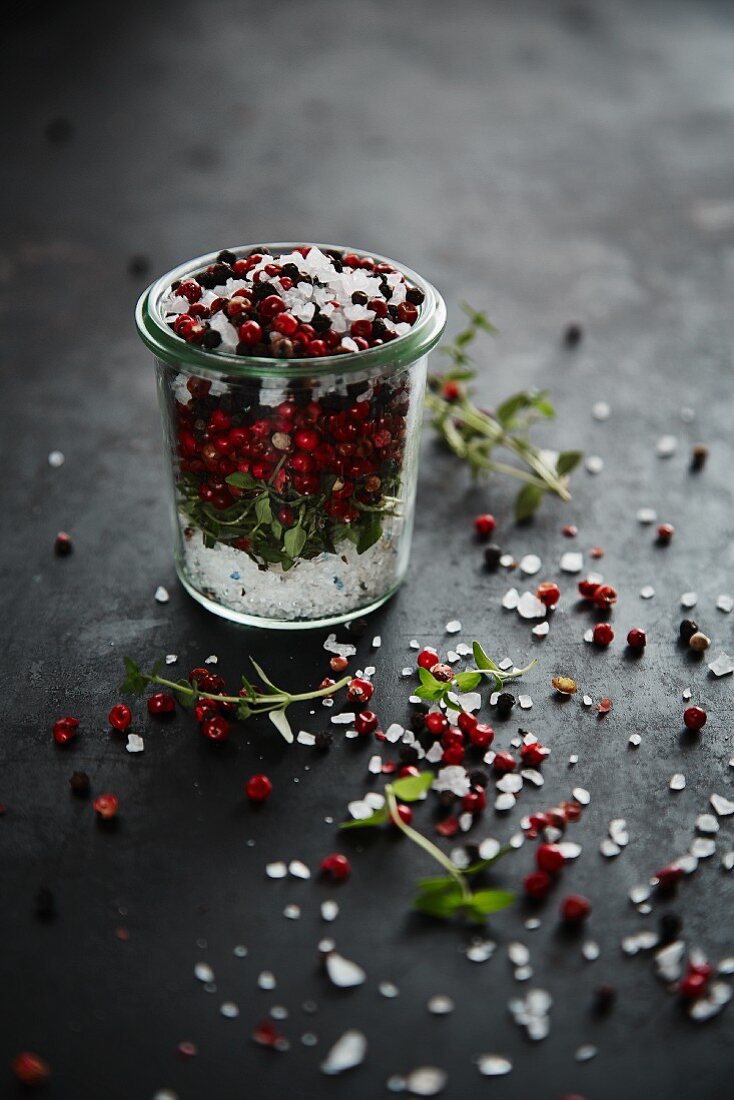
xmin=175 ymin=565 xmax=401 ymax=630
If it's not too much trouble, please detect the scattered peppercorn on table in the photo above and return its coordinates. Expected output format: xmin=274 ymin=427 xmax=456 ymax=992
xmin=4 ymin=2 xmax=734 ymax=1099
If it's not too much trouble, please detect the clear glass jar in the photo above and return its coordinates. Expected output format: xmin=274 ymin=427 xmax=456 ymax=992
xmin=135 ymin=243 xmax=446 ymax=629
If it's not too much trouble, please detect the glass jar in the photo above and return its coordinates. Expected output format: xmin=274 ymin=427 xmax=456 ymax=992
xmin=135 ymin=243 xmax=446 ymax=629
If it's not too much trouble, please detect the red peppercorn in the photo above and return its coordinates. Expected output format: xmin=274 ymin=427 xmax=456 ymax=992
xmin=578 ymin=578 xmax=600 ymax=599
xmin=430 ymin=662 xmax=453 ymax=683
xmin=417 ymin=646 xmax=440 ymax=670
xmin=397 ymin=301 xmax=418 ymax=324
xmin=435 ymin=816 xmax=460 ymax=837
xmin=562 ymin=524 xmax=578 ymax=538
xmin=238 ymin=319 xmax=263 ymax=345
xmin=346 ymin=677 xmax=374 ymax=704
xmin=493 ymin=750 xmax=517 ymax=773
xmin=201 ymin=715 xmax=230 ymax=741
xmin=273 ymin=311 xmax=298 ymax=335
xmin=527 ymin=812 xmax=549 ymax=832
xmin=461 ymin=788 xmax=487 ymax=814
xmin=683 ymin=706 xmax=707 ymax=731
xmin=53 ymin=716 xmax=79 ymax=745
xmin=442 ymin=744 xmax=465 ymax=765
xmin=560 ymin=894 xmax=591 ymax=923
xmin=11 ymin=1052 xmax=50 ymax=1086
xmin=474 ymin=513 xmax=496 ymax=539
xmin=679 ymin=971 xmax=709 ymax=1000
xmin=520 ymin=741 xmax=549 ymax=766
xmin=626 ymin=628 xmax=647 ymax=649
xmin=469 ymin=723 xmax=495 ymax=749
xmin=245 ymin=774 xmax=273 ymax=802
xmin=194 ymin=700 xmax=218 ymax=723
xmin=390 ymin=803 xmax=413 ymax=826
xmin=536 ymin=843 xmax=566 ymax=873
xmin=321 ymin=853 xmax=351 ymax=881
xmin=657 ymin=523 xmax=675 ymax=545
xmin=524 ymin=870 xmax=552 ymax=899
xmin=93 ymin=793 xmax=119 ymax=820
xmin=355 ymin=710 xmax=378 ymax=735
xmin=147 ymin=692 xmax=176 ymax=717
xmin=330 ymin=655 xmax=348 ymax=673
xmin=441 ymin=727 xmax=464 ymax=750
xmin=592 ymin=622 xmax=614 ymax=646
xmin=654 ymin=864 xmax=684 ymax=891
xmin=562 ymin=801 xmax=583 ymax=823
xmin=175 ymin=279 xmax=203 ymax=303
xmin=108 ymin=704 xmax=132 ymax=732
xmin=457 ymin=710 xmax=478 ymax=735
xmin=593 ymin=584 xmax=618 ymax=610
xmin=258 ymin=294 xmax=287 ymax=321
xmin=399 ymin=765 xmax=421 ymax=778
xmin=535 ymin=581 xmax=561 ymax=608
xmin=425 ymin=711 xmax=449 ymax=735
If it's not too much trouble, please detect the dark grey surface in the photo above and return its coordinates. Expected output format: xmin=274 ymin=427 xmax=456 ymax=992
xmin=3 ymin=1 xmax=734 ymax=1097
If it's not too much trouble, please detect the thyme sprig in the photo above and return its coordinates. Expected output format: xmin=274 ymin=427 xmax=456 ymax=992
xmin=426 ymin=304 xmax=582 ymax=520
xmin=341 ymin=772 xmax=514 ymax=922
xmin=120 ymin=656 xmax=350 ymax=743
xmin=416 ymin=640 xmax=536 ymax=710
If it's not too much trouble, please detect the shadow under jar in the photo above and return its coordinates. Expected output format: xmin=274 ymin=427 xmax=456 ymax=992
xmin=136 ymin=243 xmax=446 ymax=629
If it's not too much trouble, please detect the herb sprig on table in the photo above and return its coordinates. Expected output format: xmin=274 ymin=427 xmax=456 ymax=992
xmin=121 ymin=656 xmax=349 ymax=742
xmin=426 ymin=305 xmax=583 ymax=519
xmin=416 ymin=640 xmax=535 ymax=708
xmin=341 ymin=772 xmax=514 ymax=922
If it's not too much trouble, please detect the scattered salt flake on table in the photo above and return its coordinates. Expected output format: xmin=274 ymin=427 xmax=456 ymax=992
xmin=676 ymin=853 xmax=699 ymax=873
xmin=289 ymin=860 xmax=310 ymax=879
xmin=622 ymin=931 xmax=658 ymax=956
xmin=126 ymin=733 xmax=144 ymax=753
xmin=372 ymin=636 xmax=381 ymax=648
xmin=194 ymin=962 xmax=214 ymax=983
xmin=233 ymin=945 xmax=248 ymax=957
xmin=583 ymin=695 xmax=593 ymax=707
xmin=722 ymin=852 xmax=734 ymax=871
xmin=716 ymin=595 xmax=734 ymax=613
xmin=321 ymin=900 xmax=339 ymax=922
xmin=427 ymin=995 xmax=454 ymax=1015
xmin=476 ymin=1054 xmax=512 ymax=1077
xmin=497 ymin=774 xmax=523 ymax=794
xmin=683 ymin=688 xmax=692 ymax=700
xmin=297 ymin=731 xmax=316 ymax=746
xmin=518 ymin=694 xmax=533 ymax=709
xmin=718 ymin=957 xmax=734 ymax=975
xmin=495 ymin=792 xmax=517 ymax=812
xmin=409 ymin=639 xmax=420 ymax=649
xmin=404 ymin=1066 xmax=447 ymax=1096
xmin=321 ymin=1030 xmax=367 ymax=1075
xmin=220 ymin=1001 xmax=239 ymax=1018
xmin=368 ymin=755 xmax=382 ymax=775
xmin=592 ymin=401 xmax=610 ymax=421
xmin=711 ymin=794 xmax=734 ymax=816
xmin=689 ymin=984 xmax=732 ymax=1022
xmin=609 ymin=820 xmax=629 ymax=846
xmin=637 ymin=507 xmax=657 ymax=524
xmin=465 ymin=939 xmax=495 ymax=963
xmin=525 ymin=918 xmax=541 ymax=931
xmin=521 ymin=769 xmax=543 ymax=787
xmin=433 ymin=766 xmax=470 ymax=798
xmin=48 ymin=450 xmax=65 ymax=467
xmin=331 ymin=712 xmax=356 ymax=726
xmin=204 ymin=654 xmax=217 ymax=664
xmin=696 ymin=814 xmax=719 ymax=835
xmin=445 ymin=620 xmax=461 ymax=634
xmin=670 ymin=774 xmax=686 ymax=791
xmin=508 ymin=942 xmax=530 ymax=967
xmin=502 ymin=588 xmax=520 ymax=610
xmin=326 ymin=953 xmax=365 ymax=988
xmin=455 ymin=642 xmax=472 ymax=656
xmin=517 ymin=592 xmax=546 ymax=619
xmin=575 ymin=1044 xmax=598 ymax=1062
xmin=585 ymin=455 xmax=604 ymax=474
xmin=514 ymin=965 xmax=533 ymax=982
xmin=656 ymin=434 xmax=677 ymax=457
xmin=573 ymin=787 xmax=591 ymax=805
xmin=165 ymin=654 xmax=177 ymax=664
xmin=479 ymin=837 xmax=501 ymax=860
xmin=629 ymin=732 xmax=642 ymax=747
xmin=691 ymin=837 xmax=716 ymax=859
xmin=640 ymin=585 xmax=655 ymax=599
xmin=600 ymin=838 xmax=620 ymax=858
xmin=561 ymin=551 xmax=584 ymax=573
xmin=582 ymin=941 xmax=600 ymax=961
xmin=324 ymin=634 xmax=357 ymax=658
xmin=629 ymin=884 xmax=651 ymax=904
xmin=400 ymin=667 xmax=413 ymax=678
xmin=557 ymin=842 xmax=581 ymax=860
xmin=379 ymin=981 xmax=399 ymax=998
xmin=425 ymin=742 xmax=444 ymax=764
xmin=519 ymin=555 xmax=541 ymax=576
xmin=569 ymin=754 xmax=579 ymax=765
xmin=681 ymin=592 xmax=698 ymax=608
xmin=532 ymin=621 xmax=550 ymax=638
xmin=266 ymin=862 xmax=287 ymax=879
xmin=154 ymin=586 xmax=169 ymax=603
xmin=709 ymin=653 xmax=734 ymax=677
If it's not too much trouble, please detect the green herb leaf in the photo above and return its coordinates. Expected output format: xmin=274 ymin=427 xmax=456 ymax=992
xmin=248 ymin=658 xmax=281 ymax=694
xmin=172 ymin=679 xmax=195 ymax=707
xmin=464 ymin=888 xmax=514 ymax=915
xmin=339 ymin=807 xmax=389 ymax=830
xmin=389 ymin=772 xmax=435 ymax=802
xmin=413 ymin=881 xmax=466 ymax=918
xmin=454 ymin=670 xmax=482 ymax=692
xmin=514 ymin=483 xmax=545 ymax=521
xmin=255 ymin=495 xmax=273 ymax=525
xmin=357 ymin=514 xmax=383 ymax=554
xmin=283 ymin=524 xmax=307 ymax=559
xmin=225 ymin=471 xmax=256 ymax=490
xmin=120 ymin=656 xmax=148 ymax=695
xmin=472 ymin=640 xmax=499 ymax=672
xmin=268 ymin=707 xmax=293 ymax=743
xmin=556 ymin=450 xmax=583 ymax=476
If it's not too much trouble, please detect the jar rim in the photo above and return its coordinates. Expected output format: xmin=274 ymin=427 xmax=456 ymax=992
xmin=135 ymin=241 xmax=447 ymax=379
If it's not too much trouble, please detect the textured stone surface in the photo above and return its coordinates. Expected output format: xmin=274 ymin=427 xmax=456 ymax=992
xmin=3 ymin=1 xmax=734 ymax=1097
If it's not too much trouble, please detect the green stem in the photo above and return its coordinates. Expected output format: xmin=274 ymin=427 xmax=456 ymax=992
xmin=144 ymin=672 xmax=352 ymax=708
xmin=385 ymin=786 xmax=472 ymax=903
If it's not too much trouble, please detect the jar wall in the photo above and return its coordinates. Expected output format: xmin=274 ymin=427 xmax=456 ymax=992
xmin=154 ymin=353 xmax=428 ymax=627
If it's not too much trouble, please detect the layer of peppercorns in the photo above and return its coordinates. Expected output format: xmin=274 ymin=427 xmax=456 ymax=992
xmin=160 ymin=245 xmax=426 ymax=359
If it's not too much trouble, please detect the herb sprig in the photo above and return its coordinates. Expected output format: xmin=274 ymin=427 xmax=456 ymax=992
xmin=341 ymin=772 xmax=514 ymax=922
xmin=416 ymin=640 xmax=535 ymax=709
xmin=426 ymin=304 xmax=582 ymax=520
xmin=120 ymin=656 xmax=349 ymax=743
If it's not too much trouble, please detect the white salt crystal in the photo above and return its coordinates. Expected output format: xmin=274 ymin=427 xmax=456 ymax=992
xmin=48 ymin=450 xmax=65 ymax=467
xmin=560 ymin=552 xmax=583 ymax=573
xmin=154 ymin=586 xmax=169 ymax=603
xmin=126 ymin=733 xmax=144 ymax=753
xmin=321 ymin=1030 xmax=367 ymax=1075
xmin=519 ymin=555 xmax=541 ymax=576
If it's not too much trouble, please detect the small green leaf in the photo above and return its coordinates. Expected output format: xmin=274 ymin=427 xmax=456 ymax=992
xmin=472 ymin=641 xmax=499 ymax=672
xmin=413 ymin=881 xmax=465 ymax=918
xmin=237 ymin=701 xmax=253 ymax=720
xmin=416 ymin=875 xmax=462 ymax=895
xmin=249 ymin=658 xmax=281 ymax=693
xmin=339 ymin=807 xmax=389 ymax=830
xmin=514 ymin=483 xmax=545 ymax=522
xmin=268 ymin=707 xmax=293 ymax=743
xmin=225 ymin=471 xmax=256 ymax=490
xmin=357 ymin=514 xmax=383 ymax=554
xmin=389 ymin=772 xmax=434 ymax=802
xmin=465 ymin=888 xmax=514 ymax=915
xmin=172 ymin=679 xmax=195 ymax=707
xmin=556 ymin=450 xmax=583 ymax=476
xmin=496 ymin=392 xmax=533 ymax=425
xmin=454 ymin=670 xmax=482 ymax=692
xmin=120 ymin=656 xmax=147 ymax=695
xmin=283 ymin=524 xmax=307 ymax=559
xmin=415 ymin=667 xmax=447 ymax=702
xmin=255 ymin=495 xmax=272 ymax=525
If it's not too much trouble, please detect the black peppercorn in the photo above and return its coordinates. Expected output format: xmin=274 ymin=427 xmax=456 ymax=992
xmin=69 ymin=770 xmax=90 ymax=795
xmin=496 ymin=692 xmax=515 ymax=716
xmin=399 ymin=745 xmax=419 ymax=765
xmin=658 ymin=912 xmax=683 ymax=944
xmin=690 ymin=444 xmax=709 ymax=472
xmin=679 ymin=619 xmax=699 ymax=643
xmin=483 ymin=544 xmax=503 ymax=571
xmin=311 ymin=311 xmax=331 ymax=334
xmin=405 ymin=287 xmax=425 ymax=306
xmin=409 ymin=711 xmax=426 ymax=733
xmin=203 ymin=330 xmax=222 ymax=350
xmin=592 ymin=984 xmax=617 ymax=1015
xmin=468 ymin=768 xmax=489 ymax=789
xmin=195 ymin=270 xmax=217 ymax=289
xmin=351 ymin=291 xmax=369 ymax=306
xmin=345 ymin=617 xmax=368 ymax=636
xmin=314 ymin=731 xmax=332 ymax=750
xmin=563 ymin=322 xmax=583 ymax=347
xmin=281 ymin=262 xmax=300 ymax=280
xmin=217 ymin=250 xmax=237 ymax=265
xmin=54 ymin=532 xmax=73 ymax=557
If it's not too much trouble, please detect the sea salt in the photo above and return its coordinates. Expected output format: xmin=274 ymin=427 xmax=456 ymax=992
xmin=560 ymin=552 xmax=583 ymax=573
xmin=48 ymin=450 xmax=65 ymax=467
xmin=154 ymin=586 xmax=169 ymax=603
